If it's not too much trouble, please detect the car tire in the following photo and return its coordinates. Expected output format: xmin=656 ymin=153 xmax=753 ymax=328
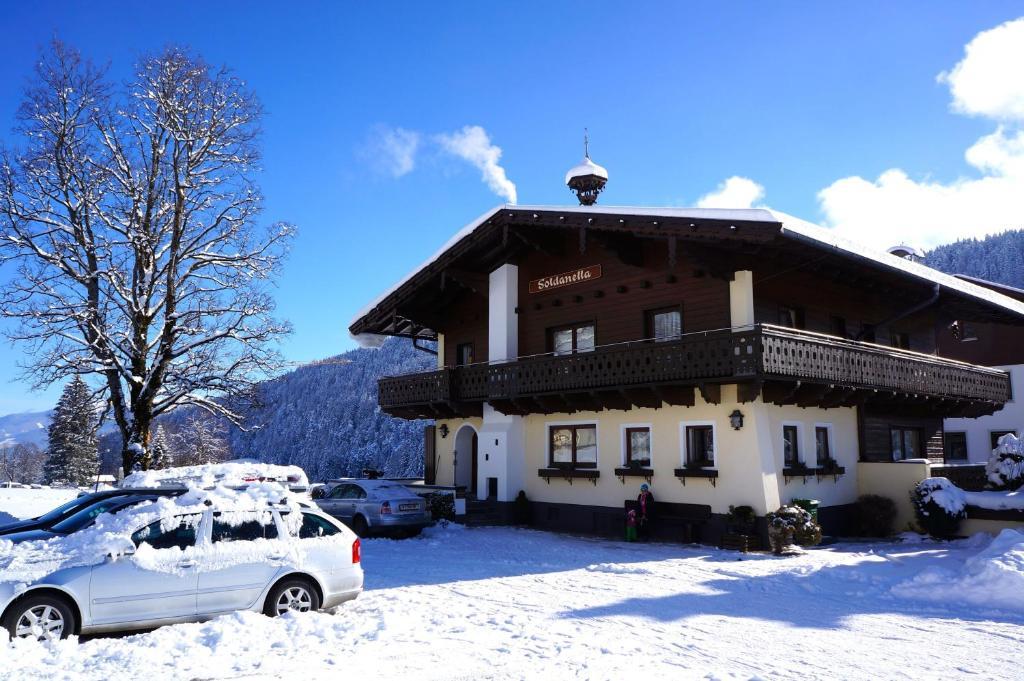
xmin=2 ymin=593 xmax=75 ymax=642
xmin=264 ymin=578 xmax=321 ymax=617
xmin=350 ymin=514 xmax=369 ymax=537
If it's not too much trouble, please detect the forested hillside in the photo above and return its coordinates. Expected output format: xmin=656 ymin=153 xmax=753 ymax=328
xmin=925 ymin=229 xmax=1024 ymax=288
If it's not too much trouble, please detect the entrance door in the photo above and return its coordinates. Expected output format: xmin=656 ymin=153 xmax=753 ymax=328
xmin=470 ymin=432 xmax=478 ymax=497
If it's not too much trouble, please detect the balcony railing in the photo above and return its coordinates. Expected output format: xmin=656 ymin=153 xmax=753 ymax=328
xmin=378 ymin=324 xmax=1011 ymax=418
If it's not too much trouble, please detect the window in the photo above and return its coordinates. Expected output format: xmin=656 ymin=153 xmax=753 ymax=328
xmin=131 ymin=514 xmax=202 ymax=551
xmin=956 ymin=320 xmax=978 ymax=342
xmin=645 ymin=306 xmax=682 ymax=342
xmin=782 ymin=425 xmax=800 ymax=466
xmin=944 ymin=432 xmax=967 ymax=462
xmin=861 ymin=324 xmax=876 ymax=343
xmin=891 ymin=427 xmax=923 ymax=460
xmin=890 ymin=331 xmax=910 ymax=350
xmin=778 ymin=306 xmax=804 ymax=329
xmin=624 ymin=427 xmax=651 ymax=466
xmin=549 ymin=424 xmax=597 ymax=468
xmin=456 ymin=343 xmax=475 ymax=366
xmin=684 ymin=425 xmax=715 ymax=466
xmin=211 ymin=513 xmax=279 ymax=542
xmin=815 ymin=426 xmax=832 ymax=465
xmin=550 ymin=323 xmax=595 ymax=355
xmin=990 ymin=430 xmax=1015 ymax=449
xmin=297 ymin=512 xmax=341 ymax=539
xmin=829 ymin=315 xmax=847 ymax=339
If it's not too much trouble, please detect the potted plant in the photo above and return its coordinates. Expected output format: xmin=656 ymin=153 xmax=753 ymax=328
xmin=785 ymin=460 xmax=809 ymax=474
xmin=720 ymin=505 xmax=760 ymax=552
xmin=818 ymin=457 xmax=841 ymax=474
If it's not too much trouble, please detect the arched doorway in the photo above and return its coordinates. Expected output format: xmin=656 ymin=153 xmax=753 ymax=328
xmin=453 ymin=425 xmax=478 ymax=497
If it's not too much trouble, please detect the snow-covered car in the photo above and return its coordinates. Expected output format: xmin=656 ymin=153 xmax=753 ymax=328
xmin=316 ymin=479 xmax=431 ymax=537
xmin=0 ymin=488 xmax=183 ymax=538
xmin=0 ymin=491 xmax=185 ymax=544
xmin=0 ymin=485 xmax=362 ymax=640
xmin=123 ymin=461 xmax=311 ymax=494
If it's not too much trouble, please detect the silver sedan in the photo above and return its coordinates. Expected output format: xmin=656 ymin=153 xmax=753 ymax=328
xmin=317 ymin=479 xmax=431 ymax=537
xmin=0 ymin=505 xmax=363 ymax=640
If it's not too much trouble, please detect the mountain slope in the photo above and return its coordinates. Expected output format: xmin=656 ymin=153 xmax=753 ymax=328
xmin=0 ymin=410 xmax=51 ymax=447
xmin=925 ymin=229 xmax=1024 ymax=289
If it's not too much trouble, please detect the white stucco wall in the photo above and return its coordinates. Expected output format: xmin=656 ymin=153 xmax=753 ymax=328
xmin=944 ymin=363 xmax=1024 ymax=463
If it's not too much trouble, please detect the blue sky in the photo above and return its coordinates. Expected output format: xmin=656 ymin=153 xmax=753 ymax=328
xmin=0 ymin=2 xmax=1023 ymax=412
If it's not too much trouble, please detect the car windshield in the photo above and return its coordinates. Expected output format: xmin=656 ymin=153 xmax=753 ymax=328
xmin=35 ymin=494 xmax=106 ymax=523
xmin=50 ymin=497 xmax=147 ymax=534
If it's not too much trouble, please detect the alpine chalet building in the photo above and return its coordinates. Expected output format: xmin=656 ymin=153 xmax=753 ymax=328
xmin=350 ymin=186 xmax=1023 ymax=541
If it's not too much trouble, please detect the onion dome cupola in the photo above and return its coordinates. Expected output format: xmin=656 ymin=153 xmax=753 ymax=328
xmin=565 ymin=130 xmax=608 ymax=206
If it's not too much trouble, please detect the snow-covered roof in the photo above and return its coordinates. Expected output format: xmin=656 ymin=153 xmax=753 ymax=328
xmin=349 ymin=204 xmax=1024 ymax=338
xmin=564 ymin=156 xmax=608 ymax=184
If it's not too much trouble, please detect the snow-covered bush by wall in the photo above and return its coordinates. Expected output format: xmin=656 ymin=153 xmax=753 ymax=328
xmin=985 ymin=433 xmax=1024 ymax=491
xmin=912 ymin=477 xmax=967 ymax=538
xmin=766 ymin=505 xmax=821 ymax=554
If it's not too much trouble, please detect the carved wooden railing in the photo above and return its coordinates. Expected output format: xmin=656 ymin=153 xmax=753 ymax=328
xmin=377 ymin=325 xmax=1011 ymax=411
xmin=758 ymin=325 xmax=1010 ymax=402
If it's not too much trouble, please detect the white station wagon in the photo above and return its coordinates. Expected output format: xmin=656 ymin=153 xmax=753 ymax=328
xmin=0 ymin=492 xmax=363 ymax=641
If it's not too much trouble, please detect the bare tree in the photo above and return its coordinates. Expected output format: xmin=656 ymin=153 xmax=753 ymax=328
xmin=171 ymin=413 xmax=230 ymax=466
xmin=0 ymin=442 xmax=46 ymax=484
xmin=0 ymin=42 xmax=293 ymax=474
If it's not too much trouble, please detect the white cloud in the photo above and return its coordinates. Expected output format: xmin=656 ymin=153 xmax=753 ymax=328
xmin=435 ymin=125 xmax=518 ymax=204
xmin=815 ymin=17 xmax=1024 ymax=250
xmin=938 ymin=17 xmax=1024 ymax=120
xmin=365 ymin=125 xmax=421 ymax=178
xmin=695 ymin=176 xmax=765 ymax=209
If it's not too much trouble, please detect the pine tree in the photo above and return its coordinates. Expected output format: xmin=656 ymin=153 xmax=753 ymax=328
xmin=43 ymin=377 xmax=98 ymax=486
xmin=151 ymin=425 xmax=173 ymax=469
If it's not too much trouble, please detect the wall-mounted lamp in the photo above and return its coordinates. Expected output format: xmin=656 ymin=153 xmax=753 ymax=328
xmin=729 ymin=409 xmax=744 ymax=431
xmin=439 ymin=424 xmax=449 ymax=439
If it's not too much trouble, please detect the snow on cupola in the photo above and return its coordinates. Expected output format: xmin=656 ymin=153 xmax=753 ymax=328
xmin=887 ymin=244 xmax=924 ymax=263
xmin=565 ymin=129 xmax=608 ymax=205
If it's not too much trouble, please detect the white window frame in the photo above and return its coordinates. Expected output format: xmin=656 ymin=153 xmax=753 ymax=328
xmin=780 ymin=421 xmax=804 ymax=466
xmin=813 ymin=422 xmax=835 ymax=466
xmin=680 ymin=420 xmax=717 ymax=468
xmin=620 ymin=423 xmax=653 ymax=467
xmin=545 ymin=420 xmax=600 ymax=468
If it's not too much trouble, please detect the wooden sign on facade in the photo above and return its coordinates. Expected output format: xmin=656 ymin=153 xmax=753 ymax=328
xmin=528 ymin=265 xmax=602 ymax=294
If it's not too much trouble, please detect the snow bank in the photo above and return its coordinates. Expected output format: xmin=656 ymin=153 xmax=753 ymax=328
xmin=123 ymin=461 xmax=309 ymax=491
xmin=892 ymin=529 xmax=1024 ymax=611
xmin=0 ymin=483 xmax=303 ymax=587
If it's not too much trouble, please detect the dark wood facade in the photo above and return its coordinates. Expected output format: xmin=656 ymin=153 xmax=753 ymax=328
xmin=354 ymin=207 xmax=1024 ymax=465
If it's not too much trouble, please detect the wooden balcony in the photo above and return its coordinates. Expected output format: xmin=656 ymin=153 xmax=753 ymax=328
xmin=378 ymin=324 xmax=1011 ymax=419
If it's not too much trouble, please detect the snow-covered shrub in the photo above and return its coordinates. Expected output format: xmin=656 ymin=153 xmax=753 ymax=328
xmin=766 ymin=505 xmax=822 ymax=555
xmin=985 ymin=434 xmax=1024 ymax=491
xmin=912 ymin=477 xmax=966 ymax=538
xmin=427 ymin=492 xmax=455 ymax=522
xmin=853 ymin=494 xmax=897 ymax=537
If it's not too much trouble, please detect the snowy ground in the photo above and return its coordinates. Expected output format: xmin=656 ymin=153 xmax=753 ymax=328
xmin=0 ymin=487 xmax=77 ymax=525
xmin=1 ymin=500 xmax=1023 ymax=680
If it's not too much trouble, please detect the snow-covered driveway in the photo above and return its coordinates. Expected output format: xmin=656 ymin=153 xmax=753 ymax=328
xmin=3 ymin=524 xmax=1024 ymax=680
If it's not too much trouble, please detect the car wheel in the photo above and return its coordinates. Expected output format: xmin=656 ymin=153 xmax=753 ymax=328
xmin=264 ymin=578 xmax=321 ymax=617
xmin=2 ymin=594 xmax=75 ymax=642
xmin=350 ymin=515 xmax=369 ymax=537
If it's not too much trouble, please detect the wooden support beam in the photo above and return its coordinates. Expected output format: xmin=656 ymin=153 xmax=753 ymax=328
xmin=795 ymin=384 xmax=832 ymax=408
xmin=656 ymin=385 xmax=696 ymax=407
xmin=737 ymin=380 xmax=763 ymax=404
xmin=698 ymin=383 xmax=721 ymax=405
xmin=762 ymin=380 xmax=802 ymax=405
xmin=624 ymin=387 xmax=663 ymax=409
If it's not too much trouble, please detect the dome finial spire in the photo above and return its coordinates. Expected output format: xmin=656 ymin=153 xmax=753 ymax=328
xmin=565 ymin=130 xmax=608 ymax=206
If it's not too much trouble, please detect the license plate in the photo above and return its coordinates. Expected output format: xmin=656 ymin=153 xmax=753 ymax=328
xmin=399 ymin=503 xmax=419 ymax=512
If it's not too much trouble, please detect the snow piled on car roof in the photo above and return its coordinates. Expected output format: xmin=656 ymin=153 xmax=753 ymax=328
xmin=123 ymin=461 xmax=309 ymax=491
xmin=0 ymin=483 xmax=303 ymax=588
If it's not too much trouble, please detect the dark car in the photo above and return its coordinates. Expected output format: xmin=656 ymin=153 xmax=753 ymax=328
xmin=0 ymin=489 xmax=138 ymax=537
xmin=0 ymin=491 xmax=185 ymax=544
